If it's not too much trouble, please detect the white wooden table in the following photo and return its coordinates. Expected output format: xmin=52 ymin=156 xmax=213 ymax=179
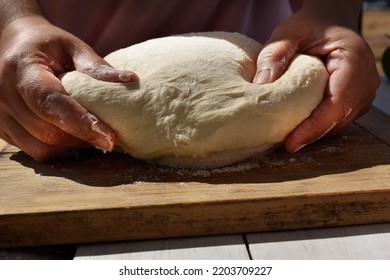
xmin=74 ymin=223 xmax=390 ymax=260
xmin=1 ymin=77 xmax=389 ymax=260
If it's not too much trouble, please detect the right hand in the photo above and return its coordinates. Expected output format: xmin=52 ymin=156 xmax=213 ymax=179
xmin=0 ymin=16 xmax=138 ymax=161
xmin=253 ymin=4 xmax=379 ymax=153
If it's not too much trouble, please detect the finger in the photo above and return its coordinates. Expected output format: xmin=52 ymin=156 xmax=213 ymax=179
xmin=327 ymin=95 xmax=374 ymax=137
xmin=18 ymin=65 xmax=117 ymax=151
xmin=0 ymin=131 xmax=14 ymax=148
xmin=19 ymin=115 xmax=89 ymax=149
xmin=2 ymin=88 xmax=91 ymax=148
xmin=2 ymin=116 xmax=78 ymax=162
xmin=284 ymin=95 xmax=353 ymax=153
xmin=285 ymin=42 xmax=378 ymax=153
xmin=70 ymin=43 xmax=138 ymax=83
xmin=253 ymin=39 xmax=298 ymax=84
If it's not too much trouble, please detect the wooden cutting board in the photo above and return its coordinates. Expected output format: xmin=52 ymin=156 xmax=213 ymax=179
xmin=1 ymin=108 xmax=389 ymax=248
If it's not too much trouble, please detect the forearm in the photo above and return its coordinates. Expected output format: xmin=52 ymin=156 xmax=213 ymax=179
xmin=0 ymin=0 xmax=42 ymax=31
xmin=293 ymin=0 xmax=361 ymax=31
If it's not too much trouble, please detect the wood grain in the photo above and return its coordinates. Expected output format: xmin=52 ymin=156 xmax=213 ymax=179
xmin=356 ymin=107 xmax=390 ymax=145
xmin=0 ymin=140 xmax=8 ymax=153
xmin=1 ymin=110 xmax=389 ymax=248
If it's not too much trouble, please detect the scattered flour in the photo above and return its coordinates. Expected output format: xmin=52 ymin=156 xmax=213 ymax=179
xmin=155 ymin=160 xmax=260 ymax=178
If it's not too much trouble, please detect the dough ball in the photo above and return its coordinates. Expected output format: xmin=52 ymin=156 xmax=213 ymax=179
xmin=61 ymin=32 xmax=328 ymax=169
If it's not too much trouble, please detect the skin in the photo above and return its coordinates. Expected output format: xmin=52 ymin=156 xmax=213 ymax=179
xmin=0 ymin=0 xmax=380 ymax=161
xmin=254 ymin=0 xmax=380 ymax=152
xmin=0 ymin=0 xmax=137 ymax=161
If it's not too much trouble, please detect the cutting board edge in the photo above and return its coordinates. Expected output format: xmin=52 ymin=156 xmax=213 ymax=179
xmin=1 ymin=189 xmax=390 ymax=248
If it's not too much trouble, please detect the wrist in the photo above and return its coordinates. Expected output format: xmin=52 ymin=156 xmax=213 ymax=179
xmin=0 ymin=0 xmax=42 ymax=32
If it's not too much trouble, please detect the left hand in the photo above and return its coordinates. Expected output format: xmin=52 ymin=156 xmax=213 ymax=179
xmin=253 ymin=7 xmax=380 ymax=153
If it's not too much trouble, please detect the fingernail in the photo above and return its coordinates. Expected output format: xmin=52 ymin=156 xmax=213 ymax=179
xmin=91 ymin=123 xmax=114 ymax=151
xmin=93 ymin=137 xmax=114 ymax=153
xmin=253 ymin=69 xmax=271 ymax=84
xmin=119 ymin=71 xmax=138 ymax=82
xmin=291 ymin=143 xmax=308 ymax=153
xmin=290 ymin=122 xmax=338 ymax=153
xmin=87 ymin=114 xmax=115 ymax=151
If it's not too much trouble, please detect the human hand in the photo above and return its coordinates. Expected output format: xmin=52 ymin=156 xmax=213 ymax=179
xmin=254 ymin=6 xmax=380 ymax=153
xmin=0 ymin=16 xmax=138 ymax=161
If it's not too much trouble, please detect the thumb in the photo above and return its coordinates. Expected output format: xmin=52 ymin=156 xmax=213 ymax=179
xmin=253 ymin=39 xmax=298 ymax=84
xmin=71 ymin=43 xmax=138 ymax=83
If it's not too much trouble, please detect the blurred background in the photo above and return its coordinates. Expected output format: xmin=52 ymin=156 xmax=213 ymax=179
xmin=363 ymin=0 xmax=390 ymax=9
xmin=362 ymin=0 xmax=390 ymax=75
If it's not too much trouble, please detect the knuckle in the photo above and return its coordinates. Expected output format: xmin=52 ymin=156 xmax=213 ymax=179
xmin=259 ymin=44 xmax=282 ymax=64
xmin=258 ymin=42 xmax=297 ymax=73
xmin=1 ymin=52 xmax=20 ymax=70
xmin=36 ymin=92 xmax=64 ymax=122
xmin=38 ymin=92 xmax=56 ymax=115
xmin=0 ymin=50 xmax=31 ymax=78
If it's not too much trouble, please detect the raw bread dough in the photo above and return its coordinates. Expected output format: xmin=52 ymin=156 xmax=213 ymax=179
xmin=61 ymin=32 xmax=328 ymax=169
